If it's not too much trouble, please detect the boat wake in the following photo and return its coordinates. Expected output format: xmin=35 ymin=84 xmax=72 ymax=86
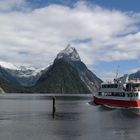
xmin=103 ymin=104 xmax=140 ymax=110
xmin=103 ymin=104 xmax=140 ymax=116
xmin=88 ymin=100 xmax=97 ymax=106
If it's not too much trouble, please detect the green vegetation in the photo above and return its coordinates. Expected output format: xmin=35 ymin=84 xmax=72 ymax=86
xmin=0 ymin=77 xmax=31 ymax=93
xmin=34 ymin=59 xmax=90 ymax=94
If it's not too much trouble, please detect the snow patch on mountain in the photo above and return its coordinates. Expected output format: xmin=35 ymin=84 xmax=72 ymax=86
xmin=0 ymin=61 xmax=48 ymax=86
xmin=0 ymin=61 xmax=43 ymax=77
xmin=0 ymin=61 xmax=19 ymax=70
xmin=56 ymin=44 xmax=81 ymax=61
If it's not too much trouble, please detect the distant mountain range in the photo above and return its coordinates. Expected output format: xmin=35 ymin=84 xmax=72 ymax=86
xmin=119 ymin=70 xmax=140 ymax=81
xmin=0 ymin=45 xmax=102 ymax=93
xmin=129 ymin=70 xmax=140 ymax=79
xmin=0 ymin=46 xmax=140 ymax=94
xmin=0 ymin=62 xmax=44 ymax=86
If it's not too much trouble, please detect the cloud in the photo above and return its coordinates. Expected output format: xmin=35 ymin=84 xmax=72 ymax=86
xmin=0 ymin=1 xmax=140 ymax=69
xmin=0 ymin=0 xmax=27 ymax=12
xmin=97 ymin=71 xmax=117 ymax=82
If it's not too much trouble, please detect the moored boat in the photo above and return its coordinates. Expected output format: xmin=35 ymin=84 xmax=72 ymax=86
xmin=93 ymin=75 xmax=140 ymax=108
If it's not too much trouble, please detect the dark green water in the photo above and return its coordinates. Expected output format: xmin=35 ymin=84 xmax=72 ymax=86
xmin=0 ymin=94 xmax=139 ymax=140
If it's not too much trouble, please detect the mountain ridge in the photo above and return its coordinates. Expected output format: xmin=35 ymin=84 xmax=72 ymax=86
xmin=0 ymin=45 xmax=102 ymax=93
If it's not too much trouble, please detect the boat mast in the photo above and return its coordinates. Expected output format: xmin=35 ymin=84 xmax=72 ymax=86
xmin=115 ymin=65 xmax=120 ymax=79
xmin=114 ymin=65 xmax=120 ymax=83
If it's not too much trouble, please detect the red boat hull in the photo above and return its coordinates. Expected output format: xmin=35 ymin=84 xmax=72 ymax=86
xmin=94 ymin=96 xmax=140 ymax=108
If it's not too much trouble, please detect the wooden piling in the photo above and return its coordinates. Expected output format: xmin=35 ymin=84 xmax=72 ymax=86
xmin=52 ymin=96 xmax=56 ymax=118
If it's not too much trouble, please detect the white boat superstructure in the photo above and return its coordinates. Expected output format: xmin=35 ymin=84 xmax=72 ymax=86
xmin=94 ymin=74 xmax=140 ymax=108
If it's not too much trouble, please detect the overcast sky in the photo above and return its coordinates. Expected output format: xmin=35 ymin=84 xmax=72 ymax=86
xmin=0 ymin=0 xmax=140 ymax=80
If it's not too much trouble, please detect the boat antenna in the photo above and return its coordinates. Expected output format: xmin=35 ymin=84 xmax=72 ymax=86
xmin=115 ymin=65 xmax=120 ymax=79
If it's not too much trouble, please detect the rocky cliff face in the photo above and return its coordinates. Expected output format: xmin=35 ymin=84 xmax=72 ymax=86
xmin=0 ymin=87 xmax=4 ymax=93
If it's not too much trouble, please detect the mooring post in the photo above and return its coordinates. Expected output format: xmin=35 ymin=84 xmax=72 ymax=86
xmin=52 ymin=96 xmax=56 ymax=118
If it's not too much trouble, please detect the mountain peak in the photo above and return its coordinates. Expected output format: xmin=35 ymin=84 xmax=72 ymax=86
xmin=56 ymin=44 xmax=81 ymax=61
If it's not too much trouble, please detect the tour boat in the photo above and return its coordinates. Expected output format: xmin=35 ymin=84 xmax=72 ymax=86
xmin=93 ymin=75 xmax=140 ymax=108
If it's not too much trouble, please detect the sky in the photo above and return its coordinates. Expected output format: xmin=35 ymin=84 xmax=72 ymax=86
xmin=0 ymin=0 xmax=140 ymax=80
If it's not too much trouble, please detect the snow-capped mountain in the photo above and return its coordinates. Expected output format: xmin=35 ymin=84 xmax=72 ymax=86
xmin=35 ymin=45 xmax=102 ymax=93
xmin=0 ymin=61 xmax=45 ymax=86
xmin=56 ymin=44 xmax=81 ymax=61
xmin=0 ymin=61 xmax=19 ymax=70
xmin=56 ymin=45 xmax=102 ymax=92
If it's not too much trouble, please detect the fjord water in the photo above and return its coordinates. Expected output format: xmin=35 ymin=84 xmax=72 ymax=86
xmin=0 ymin=94 xmax=140 ymax=140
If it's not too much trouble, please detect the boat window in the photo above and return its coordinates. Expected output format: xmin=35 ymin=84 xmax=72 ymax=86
xmin=127 ymin=93 xmax=138 ymax=97
xmin=111 ymin=92 xmax=125 ymax=97
xmin=102 ymin=84 xmax=118 ymax=88
xmin=126 ymin=84 xmax=140 ymax=91
xmin=100 ymin=92 xmax=125 ymax=97
xmin=126 ymin=84 xmax=132 ymax=91
xmin=114 ymin=84 xmax=118 ymax=88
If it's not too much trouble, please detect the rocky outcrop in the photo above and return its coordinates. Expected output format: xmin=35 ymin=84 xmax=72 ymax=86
xmin=0 ymin=87 xmax=5 ymax=93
